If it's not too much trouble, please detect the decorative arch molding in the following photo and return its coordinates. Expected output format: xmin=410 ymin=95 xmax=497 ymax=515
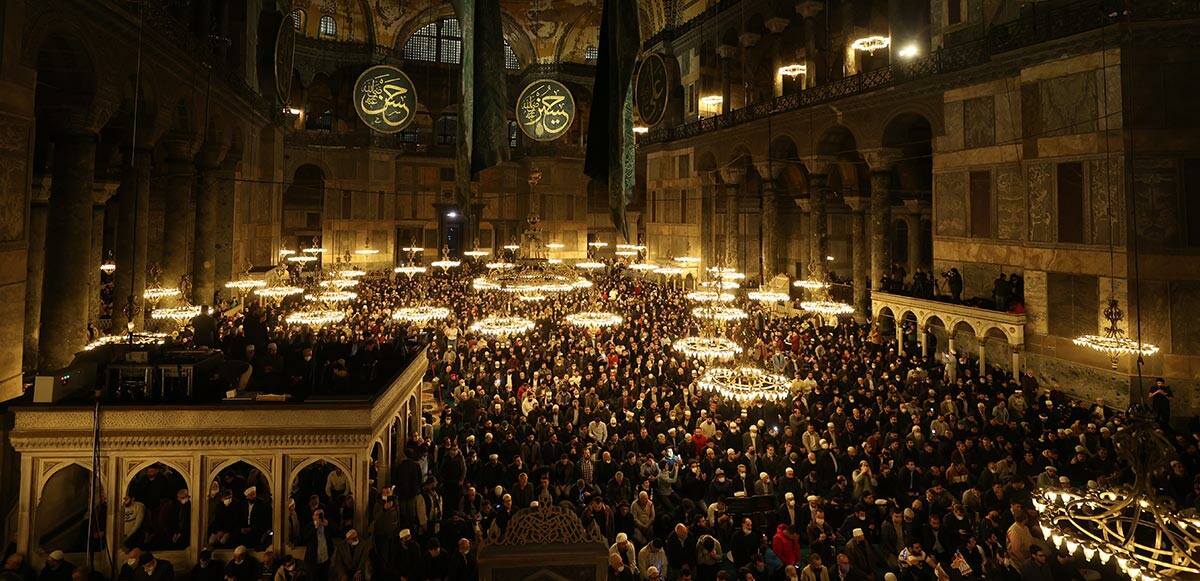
xmin=877 ymin=104 xmax=945 ymax=145
xmin=204 ymin=456 xmax=276 ymax=486
xmin=120 ymin=458 xmax=194 ymax=495
xmin=35 ymin=459 xmax=108 ymax=503
xmin=284 ymin=158 xmax=336 ymax=184
xmin=870 ymin=291 xmax=1026 ymax=348
xmin=285 ymin=455 xmax=356 ymax=487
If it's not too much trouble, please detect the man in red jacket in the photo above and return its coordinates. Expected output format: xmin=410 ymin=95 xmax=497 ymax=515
xmin=773 ymin=524 xmax=803 ymax=568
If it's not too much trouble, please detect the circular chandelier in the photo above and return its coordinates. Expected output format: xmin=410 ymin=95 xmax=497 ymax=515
xmin=470 ymin=315 xmax=536 ymax=337
xmin=517 ymin=293 xmax=546 ymax=302
xmin=401 ymin=246 xmax=425 ymax=254
xmin=575 ymin=261 xmax=605 ymax=270
xmin=334 ymin=268 xmax=366 ymax=278
xmin=463 ymin=249 xmax=489 ymax=258
xmin=615 ymin=250 xmax=639 ymax=257
xmin=851 ymin=35 xmax=891 ymax=54
xmin=355 ymin=247 xmax=380 ymax=256
xmin=629 ymin=263 xmax=659 ymax=271
xmin=286 ymin=309 xmax=346 ymax=327
xmin=432 ymin=259 xmax=462 ymax=270
xmin=254 ymin=285 xmax=304 ymax=299
xmin=143 ymin=286 xmax=181 ymax=301
xmin=485 ymin=261 xmax=515 ymax=270
xmin=654 ymin=266 xmax=686 ymax=276
xmin=1074 ymin=298 xmax=1159 ymax=368
xmin=566 ymin=311 xmax=623 ymax=329
xmin=394 ymin=265 xmax=428 ymax=276
xmin=287 ymin=254 xmax=318 ymax=263
xmin=392 ymin=305 xmax=451 ymax=323
xmin=150 ymin=305 xmax=202 ymax=322
xmin=503 ymin=244 xmax=521 ymax=251
xmin=675 ymin=256 xmax=701 ymax=264
xmin=1033 ymin=411 xmax=1199 ymax=580
xmin=794 ymin=279 xmax=831 ymax=290
xmin=305 ymin=291 xmax=357 ymax=302
xmin=672 ymin=336 xmax=742 ymax=361
xmin=698 ymin=366 xmax=791 ymax=403
xmin=474 ymin=260 xmax=592 ymax=294
xmin=693 ymin=306 xmax=749 ymax=322
xmin=225 ymin=279 xmax=266 ymax=290
xmin=707 ymin=267 xmax=745 ymax=281
xmin=587 ymin=241 xmax=609 ymax=248
xmin=278 ymin=248 xmax=296 ymax=257
xmin=321 ymin=278 xmax=359 ymax=289
xmin=302 ymin=246 xmax=327 ymax=254
xmin=85 ymin=332 xmax=170 ymax=351
xmin=546 ymin=243 xmax=565 ymax=250
xmin=687 ymin=291 xmax=735 ymax=303
xmin=701 ymin=280 xmax=741 ymax=290
xmin=800 ymin=300 xmax=855 ymax=317
xmin=748 ymin=291 xmax=790 ymax=302
xmin=100 ymin=261 xmax=117 ymax=275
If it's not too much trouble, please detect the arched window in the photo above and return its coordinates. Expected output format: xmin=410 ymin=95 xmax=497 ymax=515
xmin=319 ymin=15 xmax=337 ymax=38
xmin=291 ymin=10 xmax=305 ymax=32
xmin=584 ymin=45 xmax=599 ymax=60
xmin=508 ymin=120 xmax=518 ymax=148
xmin=436 ymin=116 xmax=457 ymax=145
xmin=404 ymin=19 xmax=461 ymax=64
xmin=504 ymin=40 xmax=519 ymax=70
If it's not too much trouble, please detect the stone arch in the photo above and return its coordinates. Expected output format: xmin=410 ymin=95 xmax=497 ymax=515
xmin=206 ymin=458 xmax=272 ymax=496
xmin=205 ymin=459 xmax=273 ymax=550
xmin=31 ymin=31 xmax=101 ymax=135
xmin=122 ymin=460 xmax=191 ymax=551
xmin=35 ymin=462 xmax=104 ymax=554
xmin=283 ymin=163 xmax=327 ymax=252
xmin=817 ymin=125 xmax=868 ymax=199
xmin=554 ymin=10 xmax=601 ymax=65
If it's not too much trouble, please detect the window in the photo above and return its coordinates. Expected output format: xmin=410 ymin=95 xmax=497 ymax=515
xmin=504 ymin=40 xmax=519 ymax=70
xmin=291 ymin=10 xmax=305 ymax=32
xmin=399 ymin=125 xmax=419 ymax=143
xmin=404 ymin=18 xmax=462 ymax=64
xmin=508 ymin=120 xmax=518 ymax=148
xmin=436 ymin=116 xmax=457 ymax=145
xmin=306 ymin=109 xmax=333 ymax=132
xmin=319 ymin=15 xmax=336 ymax=38
xmin=969 ymin=170 xmax=991 ymax=238
xmin=1057 ymin=162 xmax=1085 ymax=243
xmin=948 ymin=0 xmax=964 ymax=25
xmin=584 ymin=45 xmax=599 ymax=60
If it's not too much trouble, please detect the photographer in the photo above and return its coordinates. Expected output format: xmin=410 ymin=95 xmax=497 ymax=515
xmin=942 ymin=268 xmax=963 ymax=302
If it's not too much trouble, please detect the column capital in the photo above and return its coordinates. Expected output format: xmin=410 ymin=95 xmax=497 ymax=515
xmin=754 ymin=161 xmax=785 ymax=181
xmin=843 ymin=196 xmax=871 ymax=213
xmin=902 ymin=198 xmax=931 ymax=215
xmin=94 ymin=179 xmax=120 ymax=205
xmin=863 ymin=148 xmax=904 ymax=173
xmin=717 ymin=44 xmax=739 ymax=59
xmin=802 ymin=155 xmax=837 ymax=177
xmin=199 ymin=138 xmax=229 ymax=169
xmin=765 ymin=17 xmax=791 ymax=34
xmin=164 ymin=133 xmax=201 ymax=161
xmin=795 ymin=0 xmax=825 ymax=19
xmin=795 ymin=198 xmax=816 ymax=212
xmin=720 ymin=166 xmax=746 ymax=186
xmin=739 ymin=32 xmax=761 ymax=48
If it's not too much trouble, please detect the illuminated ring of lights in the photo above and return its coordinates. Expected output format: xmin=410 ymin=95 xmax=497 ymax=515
xmin=473 ymin=269 xmax=592 ymax=293
xmin=674 ymin=256 xmax=701 ymax=264
xmin=470 ymin=316 xmax=536 ymax=337
xmin=654 ymin=267 xmax=686 ymax=276
xmin=517 ymin=294 xmax=546 ymax=302
xmin=697 ymin=366 xmax=791 ymax=403
xmin=355 ymin=248 xmax=380 ymax=255
xmin=747 ymin=291 xmax=790 ymax=302
xmin=302 ymin=247 xmax=328 ymax=254
xmin=254 ymin=285 xmax=304 ymax=298
xmin=485 ymin=262 xmax=515 ymax=270
xmin=850 ymin=36 xmax=891 ymax=52
xmin=686 ymin=291 xmax=735 ymax=303
xmin=100 ymin=263 xmax=117 ymax=274
xmin=287 ymin=255 xmax=319 ymax=263
xmin=575 ymin=261 xmax=605 ymax=270
xmin=402 ymin=247 xmax=426 ymax=253
xmin=800 ymin=300 xmax=855 ymax=316
xmin=392 ymin=306 xmax=452 ymax=323
xmin=693 ymin=306 xmax=749 ymax=322
xmin=672 ymin=336 xmax=742 ymax=361
xmin=335 ymin=269 xmax=366 ymax=278
xmin=305 ymin=291 xmax=358 ymax=302
xmin=85 ymin=332 xmax=170 ymax=351
xmin=587 ymin=241 xmax=609 ymax=248
xmin=503 ymin=245 xmax=521 ymax=251
xmin=1073 ymin=335 xmax=1160 ymax=359
xmin=701 ymin=280 xmax=741 ymax=290
xmin=629 ymin=263 xmax=659 ymax=271
xmin=546 ymin=243 xmax=565 ymax=249
xmin=431 ymin=260 xmax=462 ymax=269
xmin=225 ymin=279 xmax=267 ymax=290
xmin=394 ymin=266 xmax=428 ymax=276
xmin=285 ymin=309 xmax=346 ymax=327
xmin=615 ymin=250 xmax=639 ymax=257
xmin=548 ymin=258 xmax=563 ymax=264
xmin=321 ymin=279 xmax=360 ymax=288
xmin=150 ymin=306 xmax=202 ymax=321
xmin=565 ymin=311 xmax=624 ymax=329
xmin=278 ymin=249 xmax=297 ymax=256
xmin=794 ymin=279 xmax=831 ymax=290
xmin=707 ymin=267 xmax=746 ymax=281
xmin=144 ymin=287 xmax=182 ymax=300
xmin=463 ymin=250 xmax=490 ymax=258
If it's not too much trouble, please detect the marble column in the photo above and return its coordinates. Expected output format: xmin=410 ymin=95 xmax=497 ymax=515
xmin=193 ymin=140 xmax=227 ymax=307
xmin=903 ymin=199 xmax=930 ymax=273
xmin=845 ymin=197 xmax=870 ymax=322
xmin=977 ymin=336 xmax=987 ymax=375
xmin=700 ymin=174 xmax=718 ymax=272
xmin=717 ymin=45 xmax=737 ymax=115
xmin=111 ymin=149 xmax=152 ymax=331
xmin=796 ymin=1 xmax=825 ymax=86
xmin=720 ymin=166 xmax=745 ymax=271
xmin=865 ymin=149 xmax=901 ymax=291
xmin=765 ymin=18 xmax=791 ymax=97
xmin=214 ymin=154 xmax=240 ymax=294
xmin=90 ymin=183 xmax=118 ymax=326
xmin=801 ymin=156 xmax=834 ymax=277
xmin=23 ymin=178 xmax=50 ymax=371
xmin=755 ymin=162 xmax=784 ymax=278
xmin=39 ymin=133 xmax=98 ymax=371
xmin=161 ymin=139 xmax=198 ymax=290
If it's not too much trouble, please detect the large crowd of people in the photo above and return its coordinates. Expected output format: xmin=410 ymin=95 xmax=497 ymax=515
xmin=9 ymin=262 xmax=1188 ymax=581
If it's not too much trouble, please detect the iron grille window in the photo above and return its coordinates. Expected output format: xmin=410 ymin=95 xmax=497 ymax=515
xmin=318 ymin=15 xmax=336 ymax=37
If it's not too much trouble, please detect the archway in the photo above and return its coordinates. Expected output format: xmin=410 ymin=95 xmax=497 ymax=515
xmin=288 ymin=458 xmax=355 ymax=541
xmin=925 ymin=315 xmax=948 ymax=357
xmin=123 ymin=463 xmax=189 ymax=551
xmin=35 ymin=464 xmax=102 ymax=554
xmin=283 ymin=164 xmax=325 ymax=254
xmin=882 ymin=112 xmax=933 ymax=274
xmin=206 ymin=461 xmax=272 ymax=550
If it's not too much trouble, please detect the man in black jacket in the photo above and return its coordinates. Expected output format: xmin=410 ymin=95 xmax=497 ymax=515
xmin=133 ymin=553 xmax=173 ymax=581
xmin=447 ymin=539 xmax=477 ymax=581
xmin=303 ymin=511 xmax=334 ymax=581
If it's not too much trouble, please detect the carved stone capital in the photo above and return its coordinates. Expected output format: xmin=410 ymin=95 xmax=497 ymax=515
xmin=843 ymin=196 xmax=871 ymax=213
xmin=802 ymin=155 xmax=837 ymax=177
xmin=717 ymin=44 xmax=739 ymax=59
xmin=795 ymin=197 xmax=816 ymax=212
xmin=766 ymin=17 xmax=791 ymax=34
xmin=164 ymin=133 xmax=201 ymax=161
xmin=94 ymin=179 xmax=120 ymax=205
xmin=795 ymin=0 xmax=825 ymax=19
xmin=754 ymin=161 xmax=785 ymax=181
xmin=862 ymin=148 xmax=904 ymax=173
xmin=739 ymin=32 xmax=761 ymax=48
xmin=720 ymin=166 xmax=746 ymax=185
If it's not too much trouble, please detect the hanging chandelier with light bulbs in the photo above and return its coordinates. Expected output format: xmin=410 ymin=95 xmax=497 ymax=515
xmin=672 ymin=336 xmax=743 ymax=361
xmin=285 ymin=309 xmax=346 ymax=327
xmin=470 ymin=315 xmax=536 ymax=337
xmin=1074 ymin=298 xmax=1160 ymax=368
xmin=392 ymin=305 xmax=451 ymax=323
xmin=225 ymin=279 xmax=266 ymax=290
xmin=693 ymin=305 xmax=749 ymax=322
xmin=748 ymin=290 xmax=790 ymax=302
xmin=150 ymin=305 xmax=202 ymax=322
xmin=697 ymin=366 xmax=791 ymax=403
xmin=687 ymin=290 xmax=736 ymax=303
xmin=566 ymin=311 xmax=623 ymax=329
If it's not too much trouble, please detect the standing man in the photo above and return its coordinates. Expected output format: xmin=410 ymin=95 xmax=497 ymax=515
xmin=1150 ymin=378 xmax=1173 ymax=428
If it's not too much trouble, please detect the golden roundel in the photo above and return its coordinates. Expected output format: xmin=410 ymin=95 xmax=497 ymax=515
xmin=516 ymin=79 xmax=575 ymax=142
xmin=353 ymin=65 xmax=418 ymax=134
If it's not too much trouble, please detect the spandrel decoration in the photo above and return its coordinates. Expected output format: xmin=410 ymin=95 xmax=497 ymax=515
xmin=516 ymin=79 xmax=575 ymax=142
xmin=353 ymin=65 xmax=418 ymax=134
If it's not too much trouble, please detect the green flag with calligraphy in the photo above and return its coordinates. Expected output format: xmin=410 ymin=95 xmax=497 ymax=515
xmin=455 ymin=0 xmax=508 ymax=234
xmin=584 ymin=0 xmax=640 ymax=243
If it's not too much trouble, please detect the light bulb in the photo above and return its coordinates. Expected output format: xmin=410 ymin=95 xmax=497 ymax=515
xmin=1082 ymin=545 xmax=1096 ymax=560
xmin=1051 ymin=533 xmax=1064 ymax=549
xmin=1039 ymin=525 xmax=1052 ymax=538
xmin=1097 ymin=548 xmax=1112 ymax=564
xmin=1116 ymin=555 xmax=1128 ymax=570
xmin=1065 ymin=539 xmax=1079 ymax=555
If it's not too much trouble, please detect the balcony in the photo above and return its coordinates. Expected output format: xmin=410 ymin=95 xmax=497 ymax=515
xmin=871 ymin=290 xmax=1026 ymax=371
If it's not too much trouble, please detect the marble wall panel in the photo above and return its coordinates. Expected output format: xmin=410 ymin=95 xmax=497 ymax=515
xmin=1027 ymin=352 xmax=1130 ymax=407
xmin=1047 ymin=272 xmax=1097 ymax=338
xmin=1041 ymin=71 xmax=1099 ymax=137
xmin=1132 ymin=158 xmax=1180 ymax=248
xmin=1170 ymin=281 xmax=1200 ymax=355
xmin=1026 ymin=162 xmax=1054 ymax=242
xmin=1087 ymin=158 xmax=1124 ymax=246
xmin=963 ymin=96 xmax=996 ymax=149
xmin=935 ymin=172 xmax=967 ymax=237
xmin=995 ymin=164 xmax=1025 ymax=240
xmin=1023 ymin=270 xmax=1048 ymax=334
xmin=0 ymin=114 xmax=30 ymax=244
xmin=941 ymin=100 xmax=964 ymax=152
xmin=1133 ymin=279 xmax=1172 ymax=354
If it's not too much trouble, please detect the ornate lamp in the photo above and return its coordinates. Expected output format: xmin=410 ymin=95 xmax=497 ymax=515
xmin=1074 ymin=298 xmax=1159 ymax=369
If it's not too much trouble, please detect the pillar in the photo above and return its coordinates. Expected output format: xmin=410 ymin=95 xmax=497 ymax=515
xmin=797 ymin=1 xmax=825 ymax=86
xmin=755 ymin=162 xmax=784 ymax=278
xmin=161 ymin=140 xmax=198 ymax=289
xmin=23 ymin=180 xmax=49 ymax=370
xmin=904 ymin=214 xmax=921 ymax=276
xmin=919 ymin=326 xmax=930 ymax=358
xmin=39 ymin=133 xmax=98 ymax=370
xmin=845 ymin=197 xmax=870 ymax=322
xmin=112 ymin=148 xmax=152 ymax=330
xmin=193 ymin=140 xmax=227 ymax=307
xmin=214 ymin=153 xmax=239 ymax=294
xmin=720 ymin=166 xmax=745 ymax=271
xmin=801 ymin=156 xmax=834 ymax=278
xmin=977 ymin=335 xmax=987 ymax=375
xmin=1011 ymin=345 xmax=1022 ymax=374
xmin=701 ymin=174 xmax=718 ymax=271
xmin=865 ymin=149 xmax=901 ymax=291
xmin=717 ymin=45 xmax=737 ymax=115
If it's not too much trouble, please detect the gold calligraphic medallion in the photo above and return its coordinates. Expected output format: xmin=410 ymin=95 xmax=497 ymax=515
xmin=635 ymin=53 xmax=669 ymax=128
xmin=516 ymin=79 xmax=575 ymax=142
xmin=274 ymin=12 xmax=297 ymax=104
xmin=353 ymin=65 xmax=418 ymax=134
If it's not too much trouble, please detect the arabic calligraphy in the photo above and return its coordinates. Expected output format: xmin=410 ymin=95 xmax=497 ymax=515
xmin=635 ymin=54 xmax=669 ymax=128
xmin=353 ymin=65 xmax=417 ymax=134
xmin=274 ymin=14 xmax=297 ymax=104
xmin=517 ymin=79 xmax=575 ymax=142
